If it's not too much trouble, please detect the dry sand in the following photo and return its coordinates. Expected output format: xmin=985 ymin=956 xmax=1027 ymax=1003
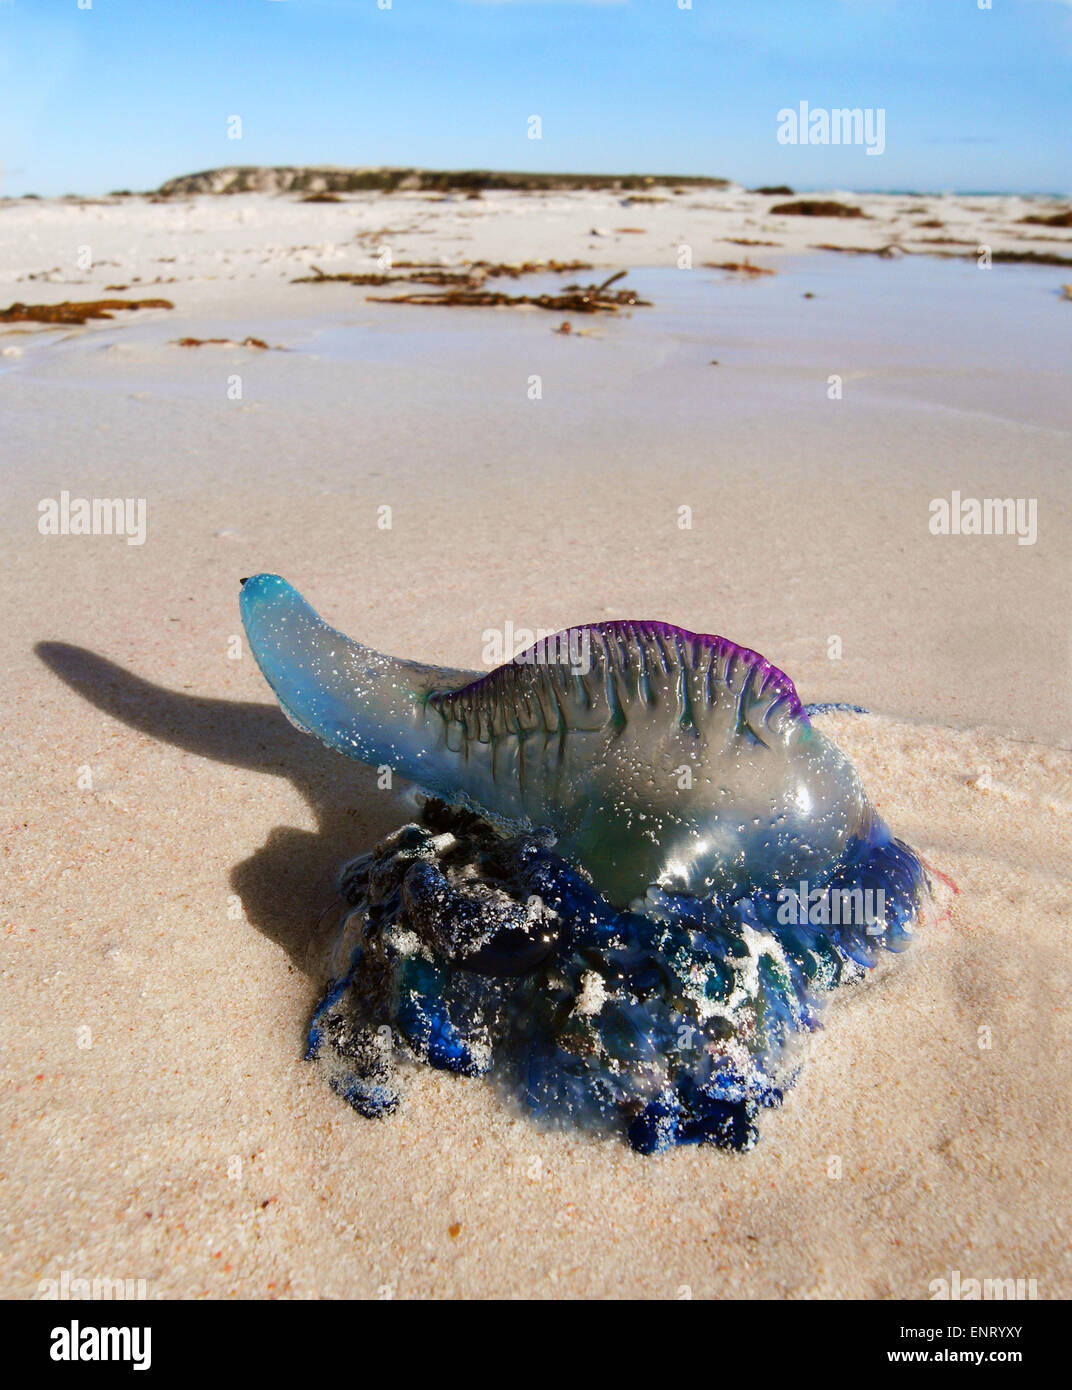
xmin=2 ymin=186 xmax=1070 ymax=1299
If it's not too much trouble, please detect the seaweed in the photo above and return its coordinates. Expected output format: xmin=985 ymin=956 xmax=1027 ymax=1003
xmin=989 ymin=249 xmax=1072 ymax=267
xmin=367 ymin=268 xmax=650 ymax=314
xmin=0 ymin=298 xmax=174 ymax=325
xmin=703 ymin=260 xmax=775 ymax=276
xmin=292 ymin=268 xmax=453 ymax=286
xmin=173 ymin=336 xmax=280 ymax=350
xmin=469 ymin=259 xmax=593 ymax=278
xmin=771 ymin=199 xmax=867 ymax=218
xmin=1019 ymin=210 xmax=1072 ymax=228
xmin=810 ymin=242 xmax=904 ymax=258
xmin=292 ymin=257 xmax=625 ymax=311
xmin=292 ymin=258 xmax=593 ymax=288
xmin=810 ymin=242 xmax=1072 ymax=268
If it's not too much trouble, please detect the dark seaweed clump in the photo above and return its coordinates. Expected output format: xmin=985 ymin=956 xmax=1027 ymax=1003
xmin=308 ymin=801 xmax=927 ymax=1154
xmin=0 ymin=298 xmax=173 ymax=325
xmin=770 ymin=199 xmax=867 ymax=218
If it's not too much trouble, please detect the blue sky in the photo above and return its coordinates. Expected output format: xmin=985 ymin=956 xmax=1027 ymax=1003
xmin=0 ymin=0 xmax=1069 ymax=197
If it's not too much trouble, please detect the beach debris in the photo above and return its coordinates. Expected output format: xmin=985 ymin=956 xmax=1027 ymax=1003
xmin=614 ymin=227 xmax=646 ymax=234
xmin=368 ymin=268 xmax=649 ymax=314
xmin=1019 ymin=209 xmax=1072 ymax=228
xmin=239 ymin=575 xmax=931 ymax=1153
xmin=771 ymin=199 xmax=867 ymax=218
xmin=810 ymin=242 xmax=904 ymax=257
xmin=727 ymin=237 xmax=782 ymax=247
xmin=293 ymin=268 xmax=454 ymax=286
xmin=468 ymin=259 xmax=593 ymax=279
xmin=300 ymin=193 xmax=342 ymax=203
xmin=703 ymin=260 xmax=775 ymax=276
xmin=989 ymin=249 xmax=1072 ymax=267
xmin=173 ymin=336 xmax=282 ymax=350
xmin=1062 ymin=285 xmax=1072 ymax=300
xmin=0 ymin=298 xmax=174 ymax=325
xmin=809 ymin=241 xmax=1072 ymax=267
xmin=292 ymin=259 xmax=593 ymax=289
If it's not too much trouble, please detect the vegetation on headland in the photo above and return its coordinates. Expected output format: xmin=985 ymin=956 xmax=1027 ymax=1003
xmin=154 ymin=166 xmax=730 ymax=197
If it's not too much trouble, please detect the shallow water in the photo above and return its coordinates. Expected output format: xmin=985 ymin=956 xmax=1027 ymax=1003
xmin=284 ymin=255 xmax=1072 ymax=432
xmin=9 ymin=254 xmax=1071 ymax=429
xmin=4 ymin=253 xmax=1070 ymax=745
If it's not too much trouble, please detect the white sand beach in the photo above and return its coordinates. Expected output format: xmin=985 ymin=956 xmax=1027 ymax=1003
xmin=2 ymin=185 xmax=1070 ymax=1299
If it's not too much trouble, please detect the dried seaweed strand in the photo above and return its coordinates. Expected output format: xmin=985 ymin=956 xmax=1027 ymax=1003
xmin=0 ymin=298 xmax=174 ymax=325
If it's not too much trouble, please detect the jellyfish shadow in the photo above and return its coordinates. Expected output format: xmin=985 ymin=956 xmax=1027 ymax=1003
xmin=35 ymin=642 xmax=412 ymax=981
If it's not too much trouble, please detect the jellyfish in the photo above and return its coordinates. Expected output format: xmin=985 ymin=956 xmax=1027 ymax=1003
xmin=240 ymin=574 xmax=930 ymax=1152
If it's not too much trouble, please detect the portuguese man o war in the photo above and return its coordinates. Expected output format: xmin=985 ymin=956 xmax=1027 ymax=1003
xmin=239 ymin=574 xmax=931 ymax=1153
